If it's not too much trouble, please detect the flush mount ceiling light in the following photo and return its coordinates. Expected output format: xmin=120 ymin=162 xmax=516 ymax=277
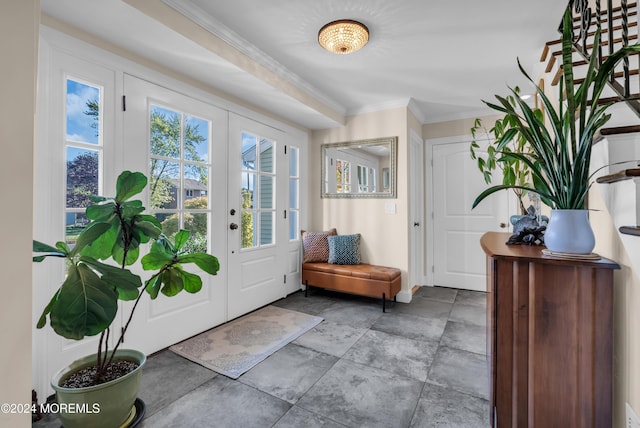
xmin=318 ymin=19 xmax=369 ymax=54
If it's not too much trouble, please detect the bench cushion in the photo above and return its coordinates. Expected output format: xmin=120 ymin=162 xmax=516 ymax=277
xmin=303 ymin=262 xmax=400 ymax=281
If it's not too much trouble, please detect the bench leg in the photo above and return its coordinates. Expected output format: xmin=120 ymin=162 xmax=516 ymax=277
xmin=382 ymin=292 xmax=386 ymax=313
xmin=304 ymin=280 xmax=308 ymax=297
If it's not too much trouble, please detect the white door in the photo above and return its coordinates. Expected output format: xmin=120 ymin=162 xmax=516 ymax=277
xmin=122 ymin=75 xmax=228 ymax=353
xmin=409 ymin=131 xmax=426 ymax=287
xmin=227 ymin=113 xmax=288 ymax=319
xmin=430 ymin=140 xmax=511 ymax=291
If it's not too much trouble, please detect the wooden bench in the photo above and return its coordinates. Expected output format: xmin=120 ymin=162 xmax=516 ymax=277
xmin=302 ymin=262 xmax=401 ymax=312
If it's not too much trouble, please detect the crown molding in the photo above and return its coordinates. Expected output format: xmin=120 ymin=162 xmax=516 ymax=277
xmin=162 ymin=0 xmax=346 ymax=116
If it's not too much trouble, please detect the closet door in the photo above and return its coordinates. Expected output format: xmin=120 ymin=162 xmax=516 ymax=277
xmin=122 ymin=75 xmax=228 ymax=353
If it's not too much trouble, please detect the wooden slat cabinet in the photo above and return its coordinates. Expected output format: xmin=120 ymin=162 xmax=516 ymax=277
xmin=481 ymin=232 xmax=619 ymax=428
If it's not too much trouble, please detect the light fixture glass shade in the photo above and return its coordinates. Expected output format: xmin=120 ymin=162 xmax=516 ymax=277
xmin=318 ymin=20 xmax=369 ymax=54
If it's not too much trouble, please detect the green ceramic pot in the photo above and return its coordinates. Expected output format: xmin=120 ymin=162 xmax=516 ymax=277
xmin=51 ymin=349 xmax=146 ymax=428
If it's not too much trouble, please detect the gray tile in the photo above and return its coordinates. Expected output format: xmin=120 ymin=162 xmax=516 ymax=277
xmin=318 ymin=300 xmax=383 ymax=328
xmin=274 ymin=406 xmax=348 ymax=428
xmin=294 ymin=320 xmax=367 ymax=357
xmin=455 ymin=290 xmax=487 ymax=307
xmin=391 ymin=297 xmax=453 ymax=320
xmin=140 ymin=376 xmax=290 ymax=428
xmin=371 ymin=311 xmax=447 ymax=342
xmin=343 ymin=330 xmax=438 ymax=382
xmin=449 ymin=302 xmax=486 ymax=327
xmin=239 ymin=343 xmax=338 ymax=404
xmin=410 ymin=384 xmax=490 ymax=428
xmin=137 ymin=350 xmax=217 ymax=417
xmin=297 ymin=359 xmax=423 ymax=428
xmin=272 ymin=290 xmax=338 ymax=315
xmin=441 ymin=321 xmax=487 ymax=355
xmin=415 ymin=286 xmax=458 ymax=303
xmin=427 ymin=346 xmax=489 ymax=400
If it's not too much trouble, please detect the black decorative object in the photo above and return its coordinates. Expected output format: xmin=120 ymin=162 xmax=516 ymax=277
xmin=506 ymin=205 xmax=546 ymax=246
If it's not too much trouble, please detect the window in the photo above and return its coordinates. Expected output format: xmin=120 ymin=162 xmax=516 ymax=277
xmin=289 ymin=146 xmax=299 ymax=241
xmin=241 ymin=132 xmax=276 ymax=249
xmin=149 ymin=104 xmax=211 ymax=253
xmin=357 ymin=165 xmax=369 ymax=192
xmin=65 ymin=78 xmax=102 ymax=244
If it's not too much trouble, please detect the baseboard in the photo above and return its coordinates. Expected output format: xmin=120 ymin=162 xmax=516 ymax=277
xmin=396 ymin=289 xmax=413 ymax=304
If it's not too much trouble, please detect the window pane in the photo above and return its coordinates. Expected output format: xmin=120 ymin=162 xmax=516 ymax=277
xmin=66 ymin=79 xmax=100 ymax=145
xmin=150 ymin=159 xmax=180 ymax=209
xmin=66 ymin=147 xmax=99 ymax=208
xmin=66 ymin=212 xmax=89 ymax=244
xmin=184 ymin=165 xmax=208 ymax=208
xmin=241 ymin=211 xmax=256 ymax=249
xmin=260 ymin=138 xmax=274 ymax=173
xmin=184 ymin=115 xmax=209 ymax=163
xmin=150 ymin=105 xmax=181 ymax=159
xmin=242 ymin=132 xmax=257 ymax=171
xmin=159 ymin=212 xmax=181 ymax=236
xmin=241 ymin=173 xmax=256 ymax=209
xmin=289 ymin=179 xmax=298 ymax=209
xmin=183 ymin=213 xmax=208 ymax=253
xmin=260 ymin=211 xmax=274 ymax=245
xmin=289 ymin=146 xmax=298 ymax=177
xmin=289 ymin=210 xmax=298 ymax=241
xmin=260 ymin=176 xmax=274 ymax=209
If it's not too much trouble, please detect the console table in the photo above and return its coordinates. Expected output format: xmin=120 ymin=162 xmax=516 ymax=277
xmin=481 ymin=232 xmax=619 ymax=428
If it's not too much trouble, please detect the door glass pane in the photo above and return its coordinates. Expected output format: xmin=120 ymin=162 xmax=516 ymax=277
xmin=241 ymin=173 xmax=256 ymax=209
xmin=289 ymin=179 xmax=298 ymax=209
xmin=150 ymin=105 xmax=181 ymax=159
xmin=289 ymin=210 xmax=298 ymax=241
xmin=66 ymin=213 xmax=89 ymax=245
xmin=184 ymin=164 xmax=208 ymax=208
xmin=260 ymin=211 xmax=274 ymax=245
xmin=289 ymin=146 xmax=298 ymax=177
xmin=241 ymin=210 xmax=256 ymax=249
xmin=242 ymin=132 xmax=257 ymax=171
xmin=183 ymin=213 xmax=208 ymax=253
xmin=184 ymin=115 xmax=209 ymax=163
xmin=150 ymin=159 xmax=180 ymax=209
xmin=260 ymin=176 xmax=274 ymax=209
xmin=66 ymin=79 xmax=100 ymax=145
xmin=260 ymin=138 xmax=274 ymax=173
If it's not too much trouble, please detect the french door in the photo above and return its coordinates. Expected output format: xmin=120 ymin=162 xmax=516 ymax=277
xmin=122 ymin=75 xmax=228 ymax=353
xmin=227 ymin=113 xmax=289 ymax=319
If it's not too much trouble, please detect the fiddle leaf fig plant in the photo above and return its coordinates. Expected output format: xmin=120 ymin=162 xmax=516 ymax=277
xmin=33 ymin=171 xmax=220 ymax=383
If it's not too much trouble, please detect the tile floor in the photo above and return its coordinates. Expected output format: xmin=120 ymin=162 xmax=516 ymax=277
xmin=34 ymin=286 xmax=490 ymax=428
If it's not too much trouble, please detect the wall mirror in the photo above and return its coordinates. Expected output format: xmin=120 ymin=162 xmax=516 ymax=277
xmin=321 ymin=136 xmax=397 ymax=198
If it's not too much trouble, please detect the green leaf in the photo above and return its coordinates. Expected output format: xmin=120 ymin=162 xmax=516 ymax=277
xmin=71 ymin=222 xmax=111 ymax=256
xmin=37 ymin=290 xmax=60 ymax=329
xmin=80 ymin=256 xmax=142 ymax=300
xmin=180 ymin=269 xmax=203 ymax=293
xmin=49 ymin=263 xmax=119 ymax=340
xmin=178 ymin=253 xmax=221 ymax=275
xmin=115 ymin=171 xmax=147 ymax=202
xmin=33 ymin=240 xmax=62 ymax=253
xmin=160 ymin=268 xmax=184 ymax=297
xmin=86 ymin=202 xmax=117 ymax=222
xmin=173 ymin=230 xmax=191 ymax=251
xmin=141 ymin=241 xmax=175 ymax=270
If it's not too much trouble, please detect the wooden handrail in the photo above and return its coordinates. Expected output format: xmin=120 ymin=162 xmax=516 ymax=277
xmin=596 ymin=168 xmax=640 ymax=184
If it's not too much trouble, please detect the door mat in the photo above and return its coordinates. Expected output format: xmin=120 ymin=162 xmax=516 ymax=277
xmin=170 ymin=305 xmax=323 ymax=379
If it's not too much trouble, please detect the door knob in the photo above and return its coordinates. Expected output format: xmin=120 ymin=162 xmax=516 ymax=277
xmin=499 ymin=222 xmax=507 ymax=228
xmin=414 ymin=222 xmax=420 ymax=227
xmin=229 ymin=223 xmax=239 ymax=230
xmin=230 ymin=209 xmax=236 ymax=216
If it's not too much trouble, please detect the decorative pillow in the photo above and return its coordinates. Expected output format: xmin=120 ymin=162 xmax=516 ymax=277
xmin=302 ymin=228 xmax=337 ymax=263
xmin=328 ymin=234 xmax=361 ymax=265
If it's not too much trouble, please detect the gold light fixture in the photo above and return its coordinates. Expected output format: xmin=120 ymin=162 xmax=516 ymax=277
xmin=318 ymin=20 xmax=369 ymax=54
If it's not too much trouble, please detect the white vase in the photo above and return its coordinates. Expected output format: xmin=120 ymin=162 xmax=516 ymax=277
xmin=544 ymin=209 xmax=595 ymax=254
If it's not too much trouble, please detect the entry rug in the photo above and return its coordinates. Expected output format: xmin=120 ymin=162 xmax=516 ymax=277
xmin=170 ymin=305 xmax=323 ymax=379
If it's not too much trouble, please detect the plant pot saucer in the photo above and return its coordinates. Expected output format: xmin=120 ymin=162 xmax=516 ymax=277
xmin=60 ymin=398 xmax=145 ymax=428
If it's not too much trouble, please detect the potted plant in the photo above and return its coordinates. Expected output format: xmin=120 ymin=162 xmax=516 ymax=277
xmin=470 ymin=90 xmax=539 ymax=217
xmin=472 ymin=7 xmax=640 ymax=254
xmin=33 ymin=170 xmax=220 ymax=428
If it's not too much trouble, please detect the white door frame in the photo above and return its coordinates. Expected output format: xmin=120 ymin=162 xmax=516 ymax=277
xmin=409 ymin=130 xmax=426 ymax=287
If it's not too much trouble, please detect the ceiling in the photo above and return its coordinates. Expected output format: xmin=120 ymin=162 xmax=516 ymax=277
xmin=41 ymin=0 xmax=568 ymax=130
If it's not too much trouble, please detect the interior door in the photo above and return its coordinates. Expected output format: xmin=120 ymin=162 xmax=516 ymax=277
xmin=227 ymin=113 xmax=288 ymax=319
xmin=122 ymin=75 xmax=228 ymax=353
xmin=431 ymin=140 xmax=511 ymax=291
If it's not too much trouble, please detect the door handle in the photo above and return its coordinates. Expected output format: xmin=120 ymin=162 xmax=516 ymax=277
xmin=499 ymin=222 xmax=507 ymax=228
xmin=229 ymin=223 xmax=239 ymax=230
xmin=414 ymin=222 xmax=420 ymax=227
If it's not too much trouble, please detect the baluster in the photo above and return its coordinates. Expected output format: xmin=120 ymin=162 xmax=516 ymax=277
xmin=609 ymin=0 xmax=615 ymax=84
xmin=597 ymin=0 xmax=603 ymax=67
xmin=622 ymin=0 xmax=630 ymax=97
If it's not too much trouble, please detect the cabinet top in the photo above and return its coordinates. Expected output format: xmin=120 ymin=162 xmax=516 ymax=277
xmin=480 ymin=232 xmax=620 ymax=269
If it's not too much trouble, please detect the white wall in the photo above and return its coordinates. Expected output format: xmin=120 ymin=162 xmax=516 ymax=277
xmin=0 ymin=1 xmax=38 ymax=427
